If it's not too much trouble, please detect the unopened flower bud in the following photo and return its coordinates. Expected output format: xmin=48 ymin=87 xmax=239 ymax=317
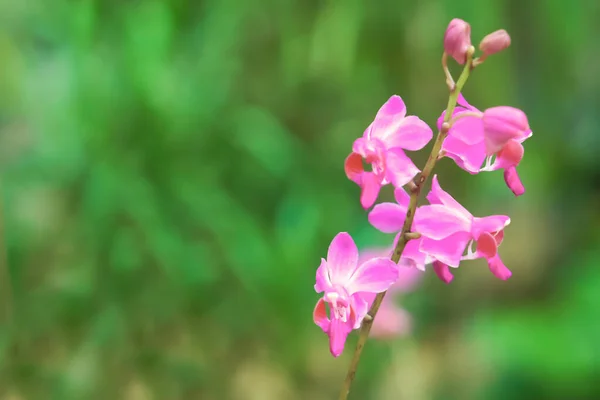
xmin=444 ymin=18 xmax=472 ymax=64
xmin=479 ymin=29 xmax=511 ymax=56
xmin=482 ymin=106 xmax=530 ymax=154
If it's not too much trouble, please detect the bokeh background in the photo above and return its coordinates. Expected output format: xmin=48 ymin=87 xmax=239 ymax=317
xmin=1 ymin=0 xmax=600 ymax=399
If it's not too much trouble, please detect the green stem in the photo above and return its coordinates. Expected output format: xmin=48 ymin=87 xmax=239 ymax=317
xmin=337 ymin=47 xmax=475 ymax=400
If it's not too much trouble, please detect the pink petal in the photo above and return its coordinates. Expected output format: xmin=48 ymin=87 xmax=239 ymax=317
xmin=392 ymin=233 xmax=428 ymax=272
xmin=356 ymin=291 xmax=376 ymax=306
xmin=426 ymin=176 xmax=473 ymax=219
xmin=346 ymin=257 xmax=399 ymax=295
xmin=441 ymin=135 xmax=486 ymax=174
xmin=370 ymin=303 xmax=412 ymax=339
xmin=393 ymin=260 xmax=425 ymax=292
xmin=472 ymin=215 xmax=510 ymax=238
xmin=476 ymin=231 xmax=498 ymax=259
xmin=328 ymin=311 xmax=354 ymax=357
xmin=352 ymin=137 xmax=368 ymax=157
xmin=487 ymin=254 xmax=512 ymax=280
xmin=433 ymin=261 xmax=454 ymax=284
xmin=360 ymin=172 xmax=382 ymax=209
xmin=448 ymin=113 xmax=485 ymax=145
xmin=413 ymin=204 xmax=471 ymax=240
xmin=344 ymin=152 xmax=364 ymax=184
xmin=327 ymin=232 xmax=359 ymax=285
xmin=385 ymin=148 xmax=420 ymax=188
xmin=351 ymin=294 xmax=370 ymax=329
xmin=457 ymin=93 xmax=478 ymax=110
xmin=314 ymin=258 xmax=332 ymax=293
xmin=368 ymin=202 xmax=407 ymax=233
xmin=437 ymin=107 xmax=467 ymax=131
xmin=368 ymin=95 xmax=407 ymax=142
xmin=483 ymin=106 xmax=530 ymax=155
xmin=394 ymin=187 xmax=411 ymax=207
xmin=419 ymin=231 xmax=472 ymax=267
xmin=357 ymin=248 xmax=393 ymax=264
xmin=504 ymin=166 xmax=525 ymax=196
xmin=486 ymin=139 xmax=524 ymax=171
xmin=313 ymin=298 xmax=330 ymax=332
xmin=384 ymin=116 xmax=433 ymax=151
xmin=494 ymin=230 xmax=505 ymax=246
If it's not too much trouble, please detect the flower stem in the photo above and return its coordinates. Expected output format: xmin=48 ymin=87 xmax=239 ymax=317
xmin=337 ymin=47 xmax=475 ymax=400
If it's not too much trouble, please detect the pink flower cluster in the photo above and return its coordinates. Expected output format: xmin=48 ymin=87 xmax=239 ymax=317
xmin=314 ymin=19 xmax=532 ymax=357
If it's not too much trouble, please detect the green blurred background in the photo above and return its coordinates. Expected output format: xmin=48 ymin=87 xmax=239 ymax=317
xmin=1 ymin=0 xmax=599 ymax=399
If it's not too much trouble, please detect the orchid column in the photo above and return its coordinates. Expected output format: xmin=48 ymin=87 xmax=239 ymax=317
xmin=309 ymin=19 xmax=533 ymax=400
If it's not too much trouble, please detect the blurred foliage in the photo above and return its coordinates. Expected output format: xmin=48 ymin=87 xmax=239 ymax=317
xmin=0 ymin=0 xmax=599 ymax=399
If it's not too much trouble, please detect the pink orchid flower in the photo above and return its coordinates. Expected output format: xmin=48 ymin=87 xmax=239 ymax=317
xmin=357 ymin=248 xmax=423 ymax=339
xmin=313 ymin=232 xmax=399 ymax=357
xmin=345 ymin=95 xmax=433 ymax=209
xmin=414 ymin=175 xmax=512 ymax=283
xmin=367 ymin=187 xmax=429 ymax=271
xmin=438 ymin=94 xmax=532 ymax=196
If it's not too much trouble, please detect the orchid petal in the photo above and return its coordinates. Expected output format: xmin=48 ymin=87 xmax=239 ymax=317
xmin=485 ymin=139 xmax=524 ymax=171
xmin=504 ymin=166 xmax=525 ymax=196
xmin=328 ymin=311 xmax=354 ymax=357
xmin=346 ymin=257 xmax=399 ymax=295
xmin=360 ymin=173 xmax=382 ymax=209
xmin=483 ymin=106 xmax=530 ymax=155
xmin=472 ymin=215 xmax=510 ymax=238
xmin=344 ymin=152 xmax=364 ymax=184
xmin=358 ymin=248 xmax=393 ymax=264
xmin=433 ymin=261 xmax=454 ymax=284
xmin=392 ymin=233 xmax=428 ymax=272
xmin=399 ymin=239 xmax=428 ymax=272
xmin=314 ymin=258 xmax=332 ymax=293
xmin=414 ymin=204 xmax=471 ymax=239
xmin=419 ymin=231 xmax=471 ymax=267
xmin=449 ymin=114 xmax=485 ymax=145
xmin=426 ymin=176 xmax=472 ymax=219
xmin=368 ymin=202 xmax=407 ymax=233
xmin=370 ymin=303 xmax=412 ymax=339
xmin=385 ymin=148 xmax=420 ymax=188
xmin=393 ymin=187 xmax=411 ymax=207
xmin=352 ymin=137 xmax=369 ymax=157
xmin=487 ymin=254 xmax=512 ymax=280
xmin=313 ymin=298 xmax=330 ymax=333
xmin=384 ymin=116 xmax=433 ymax=151
xmin=437 ymin=106 xmax=469 ymax=131
xmin=351 ymin=294 xmax=370 ymax=329
xmin=476 ymin=231 xmax=498 ymax=259
xmin=442 ymin=135 xmax=486 ymax=174
xmin=494 ymin=230 xmax=505 ymax=246
xmin=393 ymin=261 xmax=425 ymax=292
xmin=457 ymin=93 xmax=477 ymax=110
xmin=368 ymin=95 xmax=407 ymax=142
xmin=327 ymin=233 xmax=359 ymax=285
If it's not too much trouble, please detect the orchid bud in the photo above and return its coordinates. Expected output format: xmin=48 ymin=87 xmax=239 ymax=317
xmin=479 ymin=29 xmax=511 ymax=56
xmin=444 ymin=18 xmax=472 ymax=64
xmin=482 ymin=106 xmax=530 ymax=154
